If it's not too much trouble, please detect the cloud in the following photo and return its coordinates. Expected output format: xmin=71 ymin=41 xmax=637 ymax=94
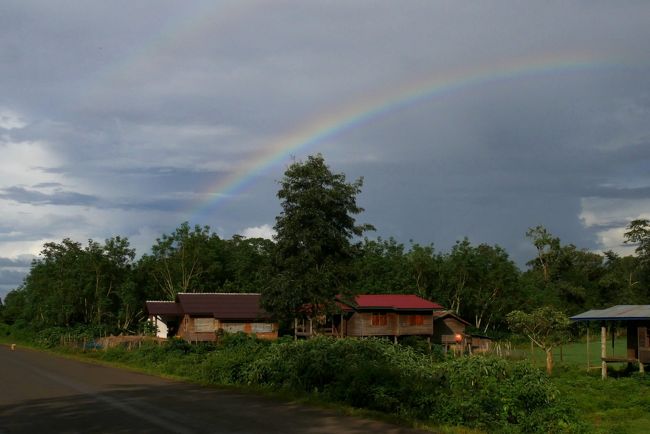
xmin=0 ymin=254 xmax=35 ymax=268
xmin=0 ymin=1 xmax=648 ymax=270
xmin=0 ymin=108 xmax=26 ymax=130
xmin=240 ymin=224 xmax=276 ymax=240
xmin=0 ymin=186 xmax=98 ymax=207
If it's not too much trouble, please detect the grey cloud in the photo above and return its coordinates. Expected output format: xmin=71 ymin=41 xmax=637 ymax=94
xmin=0 ymin=1 xmax=649 ymax=268
xmin=32 ymin=182 xmax=64 ymax=188
xmin=0 ymin=186 xmax=98 ymax=207
xmin=0 ymin=255 xmax=35 ymax=268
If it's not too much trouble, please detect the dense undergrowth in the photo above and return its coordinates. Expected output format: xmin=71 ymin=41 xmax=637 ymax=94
xmin=2 ymin=322 xmax=587 ymax=434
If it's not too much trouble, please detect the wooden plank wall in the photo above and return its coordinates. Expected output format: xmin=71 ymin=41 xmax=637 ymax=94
xmin=177 ymin=315 xmax=278 ymax=341
xmin=346 ymin=312 xmax=433 ymax=337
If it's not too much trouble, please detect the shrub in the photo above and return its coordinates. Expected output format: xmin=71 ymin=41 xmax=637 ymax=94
xmin=433 ymin=356 xmax=586 ymax=433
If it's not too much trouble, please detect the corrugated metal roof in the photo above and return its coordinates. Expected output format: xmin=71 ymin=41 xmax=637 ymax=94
xmin=145 ymin=301 xmax=181 ymax=316
xmin=432 ymin=310 xmax=472 ymax=326
xmin=338 ymin=294 xmax=444 ymax=311
xmin=175 ymin=293 xmax=271 ymax=320
xmin=570 ymin=305 xmax=650 ymax=321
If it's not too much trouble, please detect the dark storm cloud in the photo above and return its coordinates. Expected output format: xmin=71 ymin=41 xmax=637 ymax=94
xmin=0 ymin=1 xmax=649 ymax=268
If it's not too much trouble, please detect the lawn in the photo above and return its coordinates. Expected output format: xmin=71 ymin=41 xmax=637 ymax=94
xmin=515 ymin=337 xmax=650 ymax=434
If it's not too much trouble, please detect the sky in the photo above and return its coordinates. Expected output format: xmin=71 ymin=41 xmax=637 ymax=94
xmin=1 ymin=1 xmax=650 ymax=299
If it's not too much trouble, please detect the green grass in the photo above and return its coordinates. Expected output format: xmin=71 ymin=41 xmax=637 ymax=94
xmin=513 ymin=338 xmax=650 ymax=434
xmin=524 ymin=339 xmax=629 ymax=370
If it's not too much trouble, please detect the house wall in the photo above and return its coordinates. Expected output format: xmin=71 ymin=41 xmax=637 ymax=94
xmin=177 ymin=315 xmax=278 ymax=342
xmin=149 ymin=315 xmax=169 ymax=339
xmin=433 ymin=317 xmax=467 ymax=344
xmin=345 ymin=312 xmax=433 ymax=337
xmin=637 ymin=324 xmax=650 ymax=363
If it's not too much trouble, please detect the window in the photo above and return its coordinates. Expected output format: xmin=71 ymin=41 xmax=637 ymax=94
xmin=252 ymin=323 xmax=273 ymax=333
xmin=194 ymin=318 xmax=214 ymax=332
xmin=409 ymin=315 xmax=424 ymax=326
xmin=370 ymin=313 xmax=388 ymax=326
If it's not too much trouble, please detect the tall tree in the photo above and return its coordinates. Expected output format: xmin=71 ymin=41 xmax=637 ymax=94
xmin=263 ymin=154 xmax=374 ymax=321
xmin=144 ymin=222 xmax=221 ymax=299
xmin=526 ymin=226 xmax=561 ymax=282
xmin=624 ymin=219 xmax=650 ymax=260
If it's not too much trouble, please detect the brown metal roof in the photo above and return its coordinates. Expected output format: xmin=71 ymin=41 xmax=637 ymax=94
xmin=175 ymin=293 xmax=272 ymax=320
xmin=145 ymin=301 xmax=182 ymax=316
xmin=432 ymin=310 xmax=472 ymax=326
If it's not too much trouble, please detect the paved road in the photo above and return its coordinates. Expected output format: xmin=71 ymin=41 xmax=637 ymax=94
xmin=0 ymin=345 xmax=426 ymax=434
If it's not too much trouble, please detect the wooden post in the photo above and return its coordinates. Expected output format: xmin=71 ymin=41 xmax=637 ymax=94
xmin=586 ymin=326 xmax=590 ymax=371
xmin=309 ymin=318 xmax=313 ymax=337
xmin=640 ymin=361 xmax=645 ymax=374
xmin=601 ymin=325 xmax=607 ymax=379
xmin=396 ymin=314 xmax=400 ymax=342
xmin=531 ymin=340 xmax=535 ymax=364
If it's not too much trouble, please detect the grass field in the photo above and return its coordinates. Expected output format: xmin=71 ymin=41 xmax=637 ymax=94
xmin=515 ymin=337 xmax=650 ymax=434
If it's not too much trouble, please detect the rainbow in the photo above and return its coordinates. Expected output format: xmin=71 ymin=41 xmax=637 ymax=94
xmin=188 ymin=52 xmax=613 ymax=218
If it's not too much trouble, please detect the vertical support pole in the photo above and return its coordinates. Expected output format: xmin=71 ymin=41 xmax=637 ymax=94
xmin=601 ymin=324 xmax=607 ymax=379
xmin=294 ymin=318 xmax=297 ymax=341
xmin=640 ymin=361 xmax=645 ymax=374
xmin=309 ymin=318 xmax=313 ymax=337
xmin=586 ymin=326 xmax=590 ymax=371
xmin=396 ymin=314 xmax=400 ymax=341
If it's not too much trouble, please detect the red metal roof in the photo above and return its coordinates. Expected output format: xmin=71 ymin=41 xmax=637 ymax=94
xmin=145 ymin=301 xmax=182 ymax=316
xmin=339 ymin=294 xmax=444 ymax=311
xmin=175 ymin=293 xmax=272 ymax=320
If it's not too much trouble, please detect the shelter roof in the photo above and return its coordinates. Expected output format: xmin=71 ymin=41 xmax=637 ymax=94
xmin=570 ymin=305 xmax=650 ymax=321
xmin=145 ymin=301 xmax=181 ymax=316
xmin=337 ymin=294 xmax=444 ymax=311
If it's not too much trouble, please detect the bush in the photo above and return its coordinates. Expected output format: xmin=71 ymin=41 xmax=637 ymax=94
xmin=433 ymin=356 xmax=585 ymax=433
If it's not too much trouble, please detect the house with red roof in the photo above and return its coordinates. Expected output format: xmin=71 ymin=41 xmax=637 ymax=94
xmin=295 ymin=294 xmax=445 ymax=342
xmin=146 ymin=293 xmax=278 ymax=342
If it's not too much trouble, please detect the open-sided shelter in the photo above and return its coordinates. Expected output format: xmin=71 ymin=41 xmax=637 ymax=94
xmin=146 ymin=293 xmax=278 ymax=342
xmin=571 ymin=305 xmax=650 ymax=378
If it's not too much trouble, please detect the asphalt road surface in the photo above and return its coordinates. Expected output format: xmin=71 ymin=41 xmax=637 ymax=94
xmin=0 ymin=345 xmax=426 ymax=434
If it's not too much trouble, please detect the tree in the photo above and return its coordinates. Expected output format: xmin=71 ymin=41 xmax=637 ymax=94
xmin=144 ymin=222 xmax=221 ymax=299
xmin=263 ymin=154 xmax=374 ymax=321
xmin=526 ymin=226 xmax=561 ymax=282
xmin=436 ymin=239 xmax=520 ymax=332
xmin=625 ymin=219 xmax=650 ymax=261
xmin=507 ymin=306 xmax=571 ymax=375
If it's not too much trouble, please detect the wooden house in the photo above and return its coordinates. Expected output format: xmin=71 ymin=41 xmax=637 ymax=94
xmin=432 ymin=310 xmax=471 ymax=349
xmin=571 ymin=305 xmax=650 ymax=378
xmin=295 ymin=294 xmax=444 ymax=342
xmin=146 ymin=293 xmax=278 ymax=342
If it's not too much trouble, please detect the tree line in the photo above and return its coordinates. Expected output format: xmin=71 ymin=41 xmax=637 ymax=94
xmin=1 ymin=154 xmax=649 ymax=336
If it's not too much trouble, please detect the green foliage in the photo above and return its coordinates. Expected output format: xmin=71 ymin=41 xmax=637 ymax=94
xmin=264 ymin=154 xmax=374 ymax=321
xmin=507 ymin=306 xmax=571 ymax=375
xmin=434 ymin=356 xmax=584 ymax=433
